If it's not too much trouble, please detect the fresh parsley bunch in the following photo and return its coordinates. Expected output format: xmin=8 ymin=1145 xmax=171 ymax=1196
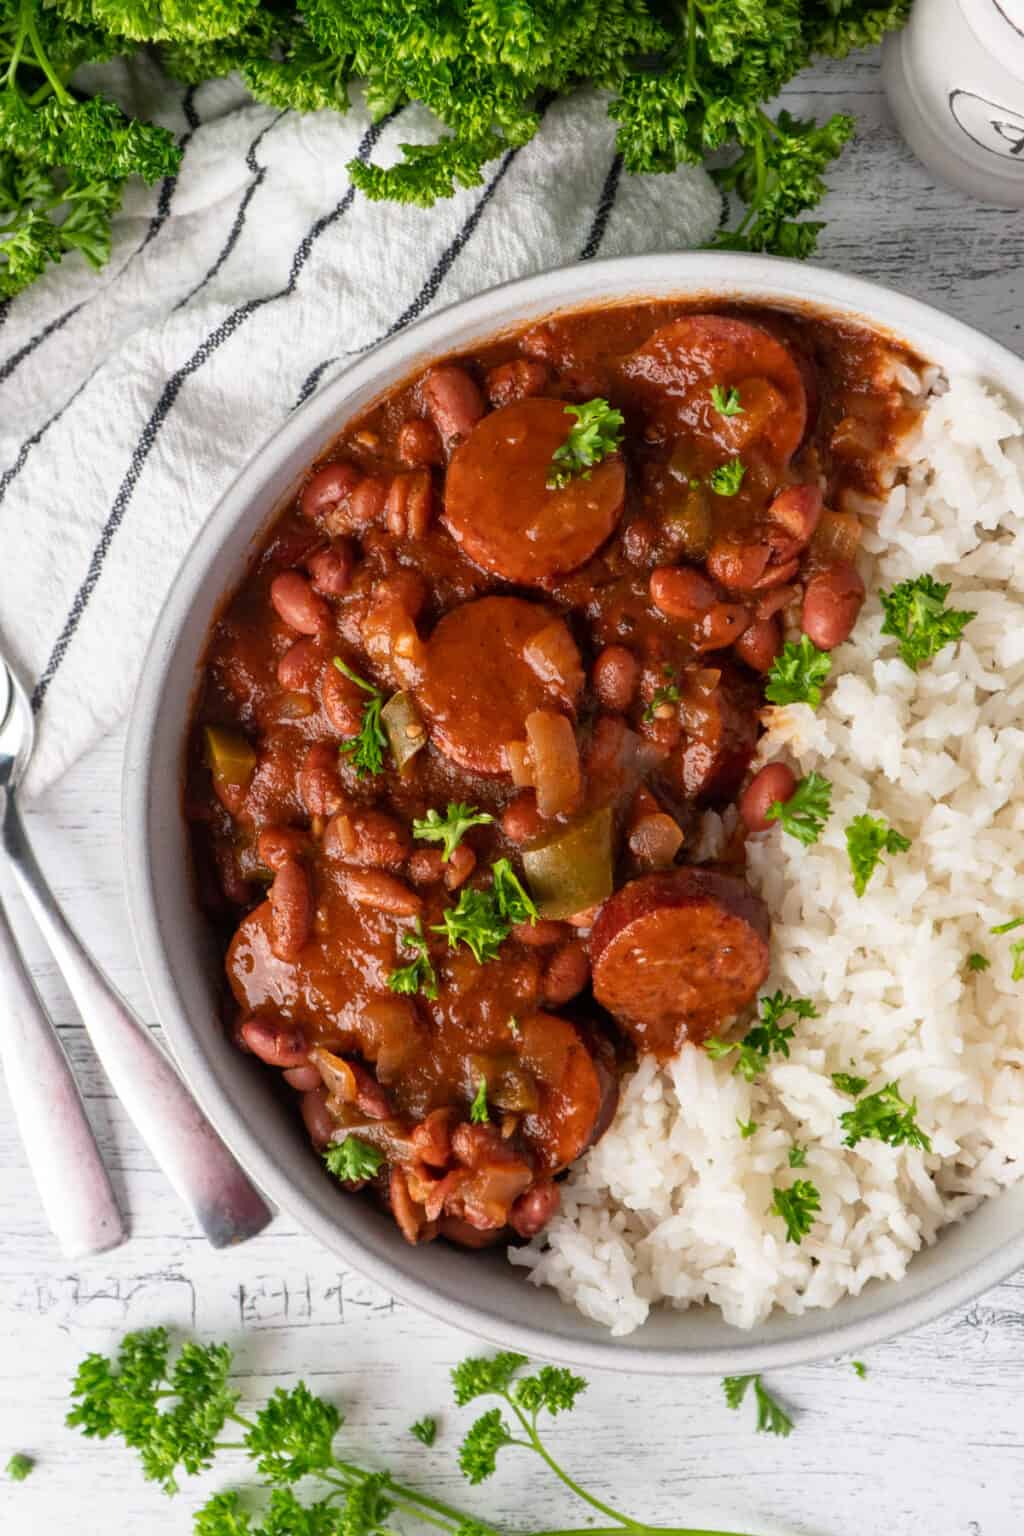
xmin=3 ymin=1 xmax=911 ymax=300
xmin=66 ymin=1329 xmax=772 ymax=1536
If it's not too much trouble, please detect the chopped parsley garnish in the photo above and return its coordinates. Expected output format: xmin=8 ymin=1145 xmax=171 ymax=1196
xmin=839 ymin=1082 xmax=932 ymax=1152
xmin=764 ymin=635 xmax=832 ymax=709
xmin=845 ymin=813 xmax=912 ymax=897
xmin=643 ymin=664 xmax=681 ymax=723
xmin=879 ymin=575 xmax=975 ymax=671
xmin=409 ymin=1416 xmax=437 ymax=1446
xmin=333 ymin=658 xmax=388 ymax=778
xmin=851 ymin=1360 xmax=867 ymax=1380
xmin=710 ymin=383 xmax=743 ymax=417
xmin=765 ymin=771 xmax=833 ymax=846
xmin=469 ymin=1078 xmax=490 ymax=1125
xmin=546 ymin=399 xmax=624 ymax=491
xmin=6 ymin=1453 xmax=32 ymax=1482
xmin=387 ymin=919 xmax=439 ymax=1000
xmin=966 ymin=952 xmax=991 ymax=974
xmin=832 ymin=1072 xmax=869 ymax=1096
xmin=707 ymin=991 xmax=818 ymax=1082
xmin=788 ymin=1143 xmax=808 ymax=1168
xmin=770 ymin=1179 xmax=821 ymax=1244
xmin=324 ymin=1136 xmax=385 ymax=1183
xmin=991 ymin=918 xmax=1024 ymax=980
xmin=708 ymin=457 xmax=746 ymax=496
xmin=432 ymin=886 xmax=509 ymax=965
xmin=736 ymin=1117 xmax=758 ymax=1139
xmin=412 ymin=802 xmax=494 ymax=861
xmin=722 ymin=1375 xmax=793 ymax=1438
xmin=491 ymin=858 xmax=539 ymax=926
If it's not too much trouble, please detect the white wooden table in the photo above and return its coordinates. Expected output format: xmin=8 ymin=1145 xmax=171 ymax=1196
xmin=3 ymin=49 xmax=1024 ymax=1536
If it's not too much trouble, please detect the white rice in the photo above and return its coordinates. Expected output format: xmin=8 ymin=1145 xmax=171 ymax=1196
xmin=511 ymin=373 xmax=1024 ymax=1335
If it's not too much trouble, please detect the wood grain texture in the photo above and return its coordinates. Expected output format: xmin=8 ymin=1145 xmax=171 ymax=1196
xmin=3 ymin=49 xmax=1024 ymax=1536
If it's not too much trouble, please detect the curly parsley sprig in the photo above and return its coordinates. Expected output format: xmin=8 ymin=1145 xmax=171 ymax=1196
xmin=845 ymin=814 xmax=912 ymax=897
xmin=412 ymin=803 xmax=494 ymax=861
xmin=765 ymin=772 xmax=832 ymax=846
xmin=546 ymin=400 xmax=624 ymax=491
xmin=764 ymin=636 xmax=832 ymax=709
xmin=707 ymin=991 xmax=818 ymax=1082
xmin=67 ymin=1329 xmax=766 ymax=1536
xmin=333 ymin=658 xmax=388 ymax=779
xmin=722 ymin=1375 xmax=793 ymax=1437
xmin=879 ymin=575 xmax=975 ymax=671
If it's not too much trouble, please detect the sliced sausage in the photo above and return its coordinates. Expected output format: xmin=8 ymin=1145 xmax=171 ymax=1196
xmin=620 ymin=314 xmax=807 ymax=469
xmin=415 ymin=596 xmax=579 ymax=776
xmin=444 ymin=398 xmax=625 ymax=584
xmin=802 ymin=561 xmax=866 ymax=650
xmin=591 ymin=868 xmax=771 ymax=1056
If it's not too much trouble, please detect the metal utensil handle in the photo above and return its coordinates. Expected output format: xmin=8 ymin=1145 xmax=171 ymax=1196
xmin=0 ymin=893 xmax=126 ymax=1257
xmin=1 ymin=797 xmax=272 ymax=1248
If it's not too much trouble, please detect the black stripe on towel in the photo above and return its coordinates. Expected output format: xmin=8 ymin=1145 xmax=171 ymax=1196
xmin=579 ymin=154 xmax=623 ymax=260
xmin=32 ymin=110 xmax=400 ymax=713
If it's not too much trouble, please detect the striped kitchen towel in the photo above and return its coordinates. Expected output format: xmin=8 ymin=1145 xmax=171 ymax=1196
xmin=0 ymin=60 xmax=719 ymax=798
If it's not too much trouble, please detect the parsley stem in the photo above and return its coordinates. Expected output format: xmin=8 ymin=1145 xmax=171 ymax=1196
xmin=506 ymin=1397 xmax=639 ymax=1530
xmin=22 ymin=0 xmax=71 ymax=103
xmin=328 ymin=1461 xmax=498 ymax=1535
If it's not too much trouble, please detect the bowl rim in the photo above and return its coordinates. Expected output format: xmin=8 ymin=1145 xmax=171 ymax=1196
xmin=123 ymin=250 xmax=1024 ymax=1375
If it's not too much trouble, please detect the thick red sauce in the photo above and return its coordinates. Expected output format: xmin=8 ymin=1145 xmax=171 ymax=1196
xmin=187 ymin=300 xmax=920 ymax=1248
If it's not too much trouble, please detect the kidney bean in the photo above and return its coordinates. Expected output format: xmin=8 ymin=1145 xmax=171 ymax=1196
xmin=301 ymin=1086 xmax=336 ymax=1149
xmin=269 ymin=859 xmax=313 ymax=960
xmin=270 ymin=571 xmax=330 ymax=636
xmin=707 ymin=536 xmax=772 ymax=592
xmin=649 ymin=565 xmax=718 ymax=621
xmin=734 ymin=615 xmax=782 ymax=673
xmin=282 ymin=1064 xmax=321 ymax=1091
xmin=397 ymin=417 xmax=444 ymax=467
xmin=511 ymin=917 xmax=570 ymax=948
xmin=320 ymin=664 xmax=364 ymax=737
xmin=257 ymin=826 xmax=310 ymax=871
xmin=300 ymin=460 xmax=361 ymax=522
xmin=693 ymin=602 xmax=751 ymax=652
xmin=214 ymin=840 xmax=252 ymax=905
xmin=299 ymin=740 xmax=346 ymax=816
xmin=485 ymin=358 xmax=549 ymax=407
xmin=445 ymin=844 xmax=477 ymax=891
xmin=802 ymin=561 xmax=865 ymax=650
xmin=755 ymin=584 xmax=799 ymax=621
xmin=592 ymin=645 xmax=639 ymax=712
xmin=307 ymin=541 xmax=354 ymax=597
xmin=349 ymin=1059 xmax=393 ymax=1120
xmin=740 ymin=762 xmax=798 ymax=832
xmin=344 ymin=869 xmax=423 ymax=916
xmin=276 ymin=635 xmax=324 ymax=691
xmin=407 ymin=848 xmax=445 ymax=885
xmin=424 ymin=365 xmax=485 ymax=444
xmin=501 ymin=791 xmax=543 ymax=845
xmin=240 ymin=1017 xmax=310 ymax=1067
xmin=765 ymin=483 xmax=822 ymax=551
xmin=385 ymin=470 xmax=433 ymax=540
xmin=323 ymin=808 xmax=410 ymax=869
xmin=509 ymin=1180 xmax=560 ymax=1239
xmin=541 ymin=941 xmax=590 ymax=1006
xmin=751 ymin=556 xmax=800 ymax=591
xmin=326 ymin=474 xmax=389 ymax=536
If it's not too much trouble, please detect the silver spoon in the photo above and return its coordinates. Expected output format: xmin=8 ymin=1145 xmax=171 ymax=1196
xmin=0 ymin=653 xmax=272 ymax=1248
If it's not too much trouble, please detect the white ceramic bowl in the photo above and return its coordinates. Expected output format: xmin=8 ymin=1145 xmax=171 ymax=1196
xmin=124 ymin=252 xmax=1024 ymax=1375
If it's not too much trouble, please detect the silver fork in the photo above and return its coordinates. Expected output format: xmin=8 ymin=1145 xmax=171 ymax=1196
xmin=0 ymin=653 xmax=272 ymax=1248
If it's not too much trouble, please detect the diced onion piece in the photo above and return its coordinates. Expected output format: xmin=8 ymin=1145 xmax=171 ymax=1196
xmin=203 ymin=725 xmax=256 ymax=789
xmin=811 ymin=508 xmax=862 ymax=565
xmin=523 ymin=622 xmax=584 ymax=707
xmin=381 ymin=690 xmax=427 ymax=772
xmin=524 ymin=710 xmax=581 ymax=818
xmin=505 ymin=740 xmax=534 ymax=788
xmin=360 ymin=998 xmax=423 ymax=1082
xmin=362 ymin=600 xmax=425 ymax=686
xmin=309 ymin=1046 xmax=358 ymax=1105
xmin=523 ymin=805 xmax=614 ymax=920
xmin=628 ymin=812 xmax=684 ymax=870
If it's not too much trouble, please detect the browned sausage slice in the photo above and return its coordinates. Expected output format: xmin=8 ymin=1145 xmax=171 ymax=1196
xmin=415 ymin=596 xmax=579 ymax=775
xmin=443 ymin=398 xmax=625 ymax=584
xmin=590 ymin=868 xmax=770 ymax=1057
xmin=620 ymin=315 xmax=807 ymax=468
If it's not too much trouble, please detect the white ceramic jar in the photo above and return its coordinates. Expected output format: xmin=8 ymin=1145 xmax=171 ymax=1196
xmin=882 ymin=0 xmax=1024 ymax=206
